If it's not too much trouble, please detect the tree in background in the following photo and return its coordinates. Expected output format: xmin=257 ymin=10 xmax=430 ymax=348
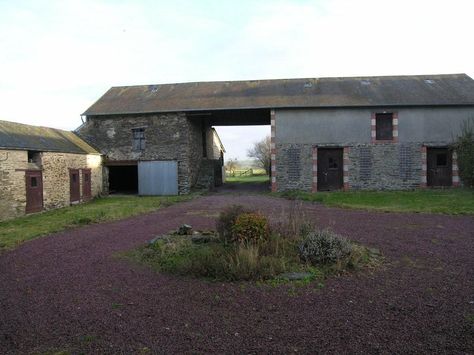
xmin=247 ymin=135 xmax=271 ymax=174
xmin=225 ymin=158 xmax=238 ymax=177
xmin=454 ymin=118 xmax=474 ymax=187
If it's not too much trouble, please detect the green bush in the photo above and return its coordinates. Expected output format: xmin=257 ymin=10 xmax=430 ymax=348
xmin=454 ymin=118 xmax=474 ymax=187
xmin=298 ymin=229 xmax=353 ymax=265
xmin=231 ymin=212 xmax=270 ymax=244
xmin=216 ymin=205 xmax=249 ymax=242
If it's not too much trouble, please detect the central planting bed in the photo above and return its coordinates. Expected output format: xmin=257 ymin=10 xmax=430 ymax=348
xmin=125 ymin=204 xmax=381 ymax=282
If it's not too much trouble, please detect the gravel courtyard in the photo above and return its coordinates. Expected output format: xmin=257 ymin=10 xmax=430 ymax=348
xmin=0 ymin=194 xmax=473 ymax=354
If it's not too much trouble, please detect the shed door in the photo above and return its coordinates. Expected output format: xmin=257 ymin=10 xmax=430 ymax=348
xmin=25 ymin=170 xmax=43 ymax=213
xmin=82 ymin=169 xmax=92 ymax=201
xmin=427 ymin=148 xmax=452 ymax=187
xmin=138 ymin=161 xmax=178 ymax=196
xmin=70 ymin=169 xmax=80 ymax=203
xmin=317 ymin=148 xmax=343 ymax=191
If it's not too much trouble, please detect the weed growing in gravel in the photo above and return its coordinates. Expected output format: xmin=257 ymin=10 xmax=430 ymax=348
xmin=465 ymin=314 xmax=474 ymax=324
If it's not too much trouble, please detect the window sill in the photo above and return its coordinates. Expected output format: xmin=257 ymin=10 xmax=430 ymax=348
xmin=371 ymin=138 xmax=398 ymax=144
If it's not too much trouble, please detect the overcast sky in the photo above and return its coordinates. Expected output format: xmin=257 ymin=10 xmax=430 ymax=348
xmin=1 ymin=0 xmax=473 ymax=160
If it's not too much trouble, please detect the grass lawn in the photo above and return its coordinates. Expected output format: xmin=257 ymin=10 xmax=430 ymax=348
xmin=0 ymin=194 xmax=196 ymax=251
xmin=225 ymin=174 xmax=270 ymax=183
xmin=276 ymin=189 xmax=474 ymax=215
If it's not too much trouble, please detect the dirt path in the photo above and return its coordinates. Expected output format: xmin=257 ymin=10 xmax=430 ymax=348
xmin=1 ymin=194 xmax=473 ymax=354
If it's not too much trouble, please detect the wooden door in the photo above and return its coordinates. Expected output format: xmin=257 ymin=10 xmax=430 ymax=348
xmin=427 ymin=148 xmax=452 ymax=187
xmin=70 ymin=169 xmax=80 ymax=203
xmin=82 ymin=169 xmax=92 ymax=201
xmin=25 ymin=170 xmax=43 ymax=213
xmin=317 ymin=148 xmax=343 ymax=191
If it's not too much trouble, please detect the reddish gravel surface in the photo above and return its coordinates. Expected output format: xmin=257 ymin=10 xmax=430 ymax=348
xmin=1 ymin=194 xmax=473 ymax=354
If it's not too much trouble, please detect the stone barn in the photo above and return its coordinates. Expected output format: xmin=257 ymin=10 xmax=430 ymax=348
xmin=0 ymin=120 xmax=102 ymax=221
xmin=77 ymin=102 xmax=226 ymax=195
xmin=79 ymin=73 xmax=474 ymax=193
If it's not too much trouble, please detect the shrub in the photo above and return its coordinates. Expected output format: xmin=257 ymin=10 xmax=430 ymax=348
xmin=454 ymin=118 xmax=474 ymax=187
xmin=231 ymin=212 xmax=270 ymax=244
xmin=216 ymin=205 xmax=249 ymax=242
xmin=298 ymin=229 xmax=353 ymax=265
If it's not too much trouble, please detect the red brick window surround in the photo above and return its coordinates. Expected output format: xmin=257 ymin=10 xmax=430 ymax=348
xmin=371 ymin=112 xmax=398 ymax=143
xmin=270 ymin=109 xmax=277 ymax=192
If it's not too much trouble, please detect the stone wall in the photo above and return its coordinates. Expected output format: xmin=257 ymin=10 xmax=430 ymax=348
xmin=275 ymin=142 xmax=424 ymax=192
xmin=188 ymin=119 xmax=205 ymax=189
xmin=275 ymin=143 xmax=313 ymax=191
xmin=348 ymin=143 xmax=422 ymax=190
xmin=78 ymin=113 xmax=213 ymax=194
xmin=41 ymin=152 xmax=102 ymax=209
xmin=0 ymin=150 xmax=102 ymax=221
xmin=0 ymin=150 xmax=29 ymax=220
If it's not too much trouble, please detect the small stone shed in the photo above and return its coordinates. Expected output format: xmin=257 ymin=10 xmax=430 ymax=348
xmin=0 ymin=120 xmax=102 ymax=221
xmin=80 ymin=73 xmax=474 ymax=193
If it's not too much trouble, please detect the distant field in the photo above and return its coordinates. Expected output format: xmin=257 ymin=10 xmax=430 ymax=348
xmin=226 ymin=168 xmax=267 ymax=176
xmin=225 ymin=174 xmax=269 ymax=183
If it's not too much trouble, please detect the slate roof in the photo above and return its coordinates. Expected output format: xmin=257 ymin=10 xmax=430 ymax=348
xmin=0 ymin=120 xmax=100 ymax=154
xmin=83 ymin=74 xmax=474 ymax=116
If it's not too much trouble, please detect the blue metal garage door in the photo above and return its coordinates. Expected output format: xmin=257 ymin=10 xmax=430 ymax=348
xmin=138 ymin=161 xmax=178 ymax=195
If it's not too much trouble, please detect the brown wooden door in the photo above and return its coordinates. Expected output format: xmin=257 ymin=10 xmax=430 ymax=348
xmin=70 ymin=169 xmax=80 ymax=203
xmin=25 ymin=170 xmax=43 ymax=213
xmin=427 ymin=148 xmax=452 ymax=187
xmin=82 ymin=169 xmax=92 ymax=201
xmin=317 ymin=148 xmax=343 ymax=191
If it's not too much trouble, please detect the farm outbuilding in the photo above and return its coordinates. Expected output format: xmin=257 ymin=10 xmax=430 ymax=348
xmin=79 ymin=73 xmax=474 ymax=193
xmin=0 ymin=120 xmax=102 ymax=221
xmin=77 ymin=110 xmax=226 ymax=195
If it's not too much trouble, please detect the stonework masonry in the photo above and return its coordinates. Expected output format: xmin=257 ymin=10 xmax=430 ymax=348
xmin=77 ymin=113 xmax=215 ymax=194
xmin=348 ymin=143 xmax=422 ymax=190
xmin=0 ymin=150 xmax=29 ymax=220
xmin=41 ymin=152 xmax=102 ymax=209
xmin=0 ymin=149 xmax=102 ymax=221
xmin=276 ymin=142 xmax=425 ymax=192
xmin=276 ymin=143 xmax=313 ymax=191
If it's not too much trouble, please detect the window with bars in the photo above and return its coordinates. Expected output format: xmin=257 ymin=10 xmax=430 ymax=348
xmin=132 ymin=128 xmax=146 ymax=151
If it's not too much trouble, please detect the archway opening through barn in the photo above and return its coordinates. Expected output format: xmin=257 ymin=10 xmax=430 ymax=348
xmin=188 ymin=108 xmax=272 ymax=193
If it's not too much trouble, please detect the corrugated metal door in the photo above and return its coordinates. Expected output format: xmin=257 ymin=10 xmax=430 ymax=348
xmin=138 ymin=161 xmax=178 ymax=195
